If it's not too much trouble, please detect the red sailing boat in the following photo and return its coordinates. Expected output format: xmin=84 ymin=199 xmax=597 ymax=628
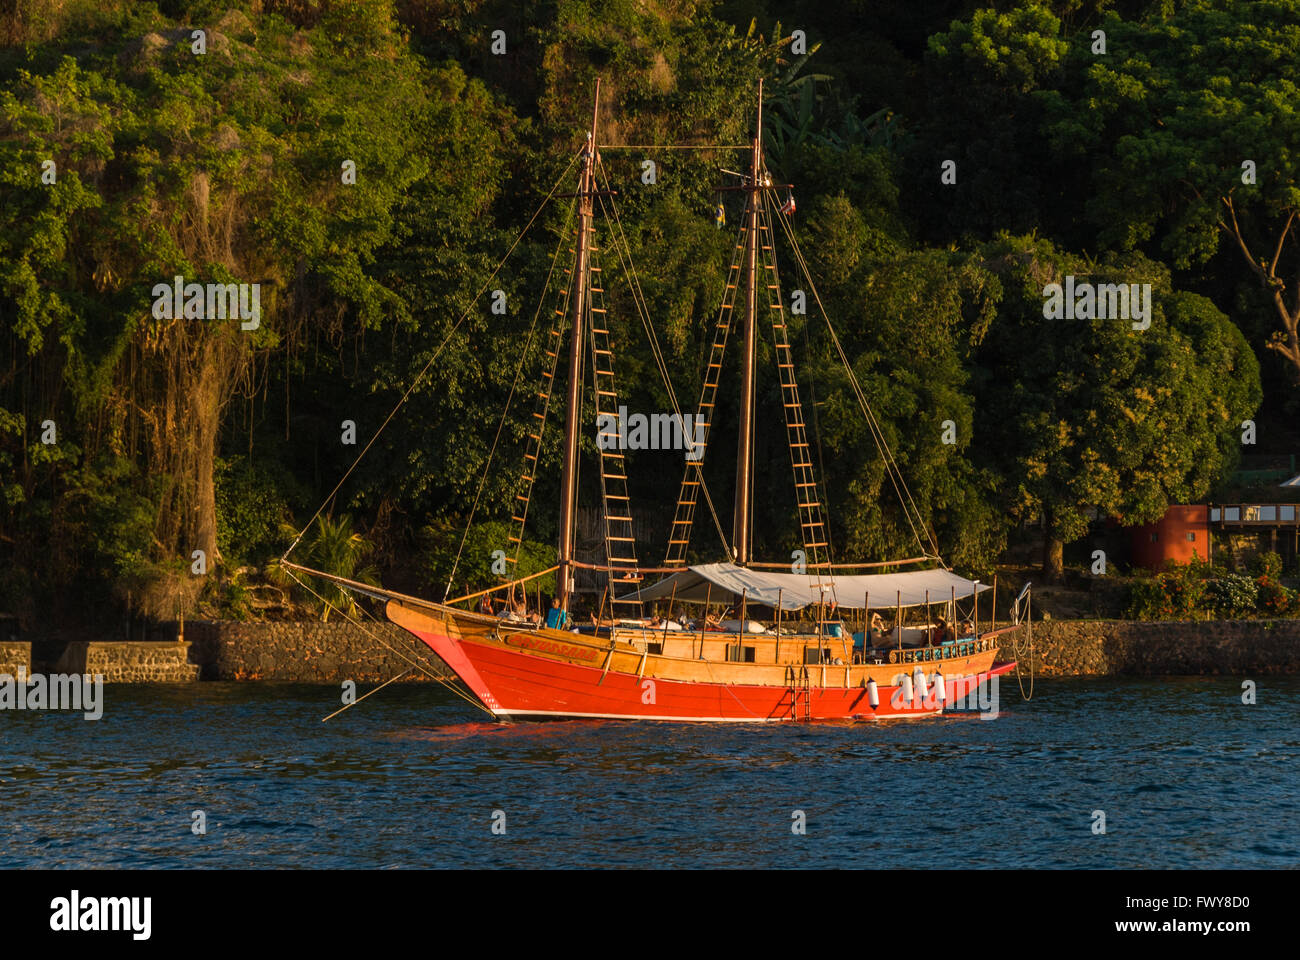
xmin=287 ymin=79 xmax=1020 ymax=722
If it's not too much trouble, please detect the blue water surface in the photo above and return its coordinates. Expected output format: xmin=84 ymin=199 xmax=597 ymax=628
xmin=1 ymin=676 xmax=1295 ymax=868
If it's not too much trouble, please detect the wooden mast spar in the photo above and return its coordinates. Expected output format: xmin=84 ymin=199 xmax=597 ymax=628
xmin=557 ymin=79 xmax=601 ymax=614
xmin=733 ymin=79 xmax=762 ymax=567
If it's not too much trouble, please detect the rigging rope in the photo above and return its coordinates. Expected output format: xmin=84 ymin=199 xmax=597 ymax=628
xmin=769 ymin=198 xmax=932 ymax=558
xmin=768 ymin=199 xmax=941 ymax=562
xmin=321 ymin=667 xmax=413 ymax=722
xmin=594 ymin=157 xmax=733 ymax=560
xmin=443 ymin=198 xmax=577 ymax=600
xmin=282 ymin=151 xmax=581 ymax=562
xmin=785 ymin=198 xmax=836 ymax=564
xmin=283 ymin=566 xmax=496 ymax=718
xmin=1011 ymin=591 xmax=1035 ymax=701
xmin=758 ymin=188 xmax=834 ymax=573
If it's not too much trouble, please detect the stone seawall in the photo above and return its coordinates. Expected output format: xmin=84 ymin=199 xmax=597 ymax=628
xmin=54 ymin=641 xmax=200 ymax=682
xmin=185 ymin=620 xmax=452 ymax=682
xmin=0 ymin=641 xmax=31 ymax=677
xmin=995 ymin=618 xmax=1300 ymax=676
xmin=14 ymin=619 xmax=1293 ymax=683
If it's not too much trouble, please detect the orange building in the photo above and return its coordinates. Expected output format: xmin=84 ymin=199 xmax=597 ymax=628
xmin=1129 ymin=505 xmax=1210 ymax=570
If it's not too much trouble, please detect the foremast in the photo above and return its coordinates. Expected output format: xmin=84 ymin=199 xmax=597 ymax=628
xmin=556 ymin=79 xmax=602 ymax=614
xmin=733 ymin=80 xmax=762 ymax=565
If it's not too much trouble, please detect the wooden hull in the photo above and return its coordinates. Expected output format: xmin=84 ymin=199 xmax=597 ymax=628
xmin=387 ymin=599 xmax=1016 ymax=723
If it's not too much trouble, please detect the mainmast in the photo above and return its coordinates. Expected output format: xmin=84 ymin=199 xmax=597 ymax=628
xmin=557 ymin=79 xmax=601 ymax=613
xmin=732 ymin=79 xmax=763 ymax=566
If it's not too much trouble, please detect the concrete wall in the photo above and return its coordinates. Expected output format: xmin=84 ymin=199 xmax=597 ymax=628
xmin=185 ymin=620 xmax=452 ymax=682
xmin=55 ymin=641 xmax=200 ymax=682
xmin=0 ymin=641 xmax=31 ymax=677
xmin=996 ymin=618 xmax=1300 ymax=676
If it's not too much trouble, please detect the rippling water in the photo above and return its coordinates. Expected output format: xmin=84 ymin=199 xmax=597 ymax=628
xmin=1 ymin=676 xmax=1296 ymax=868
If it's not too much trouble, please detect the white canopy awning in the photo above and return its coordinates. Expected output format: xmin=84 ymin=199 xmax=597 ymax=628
xmin=1280 ymin=474 xmax=1300 ymax=487
xmin=623 ymin=562 xmax=988 ymax=611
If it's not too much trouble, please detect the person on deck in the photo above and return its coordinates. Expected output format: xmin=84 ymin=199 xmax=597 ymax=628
xmin=869 ymin=612 xmax=887 ymax=644
xmin=931 ymin=616 xmax=954 ymax=645
xmin=545 ymin=598 xmax=570 ymax=630
xmin=478 ymin=594 xmax=495 ymax=616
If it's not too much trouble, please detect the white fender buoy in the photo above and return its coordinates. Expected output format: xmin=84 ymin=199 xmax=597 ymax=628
xmin=867 ymin=678 xmax=879 ymax=708
xmin=899 ymin=673 xmax=914 ymax=705
xmin=913 ymin=665 xmax=927 ymax=702
xmin=932 ymin=670 xmax=946 ymax=704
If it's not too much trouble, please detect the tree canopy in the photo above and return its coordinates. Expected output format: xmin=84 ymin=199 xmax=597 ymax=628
xmin=0 ymin=0 xmax=1282 ymax=626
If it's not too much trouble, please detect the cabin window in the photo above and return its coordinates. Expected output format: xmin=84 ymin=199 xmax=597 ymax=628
xmin=727 ymin=644 xmax=755 ymax=663
xmin=1186 ymin=532 xmax=1196 ymax=542
xmin=1150 ymin=533 xmax=1158 ymax=543
xmin=1283 ymin=506 xmax=1296 ymax=522
xmin=647 ymin=642 xmax=663 ymax=656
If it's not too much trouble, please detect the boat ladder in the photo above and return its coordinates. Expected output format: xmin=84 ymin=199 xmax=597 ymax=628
xmin=785 ymin=665 xmax=811 ymax=721
xmin=663 ymin=218 xmax=745 ymax=567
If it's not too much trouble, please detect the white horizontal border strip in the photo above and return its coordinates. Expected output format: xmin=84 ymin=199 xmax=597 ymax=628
xmin=493 ymin=708 xmax=943 ymax=722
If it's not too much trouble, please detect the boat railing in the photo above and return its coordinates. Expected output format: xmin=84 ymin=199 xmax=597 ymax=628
xmin=886 ymin=634 xmax=1001 ymax=664
xmin=590 ymin=620 xmax=1003 ymax=664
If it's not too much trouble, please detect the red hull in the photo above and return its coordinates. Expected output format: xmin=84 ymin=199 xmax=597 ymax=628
xmin=410 ymin=626 xmax=1015 ymax=722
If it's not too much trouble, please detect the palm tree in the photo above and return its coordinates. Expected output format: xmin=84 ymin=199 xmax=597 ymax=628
xmin=270 ymin=514 xmax=378 ymax=621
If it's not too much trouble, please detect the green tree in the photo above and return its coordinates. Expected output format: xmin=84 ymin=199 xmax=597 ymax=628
xmin=793 ymin=225 xmax=1006 ymax=571
xmin=908 ymin=2 xmax=1069 ymax=241
xmin=1040 ymin=0 xmax=1300 ymax=381
xmin=270 ymin=514 xmax=377 ymax=621
xmin=0 ymin=3 xmax=428 ymax=616
xmin=971 ymin=236 xmax=1261 ymax=579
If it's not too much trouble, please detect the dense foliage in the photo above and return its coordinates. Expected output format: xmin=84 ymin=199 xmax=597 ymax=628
xmin=0 ymin=0 xmax=1290 ymax=627
xmin=1122 ymin=553 xmax=1300 ymax=620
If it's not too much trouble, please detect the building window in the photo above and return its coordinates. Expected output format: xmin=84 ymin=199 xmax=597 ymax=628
xmin=1150 ymin=533 xmax=1159 ymax=543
